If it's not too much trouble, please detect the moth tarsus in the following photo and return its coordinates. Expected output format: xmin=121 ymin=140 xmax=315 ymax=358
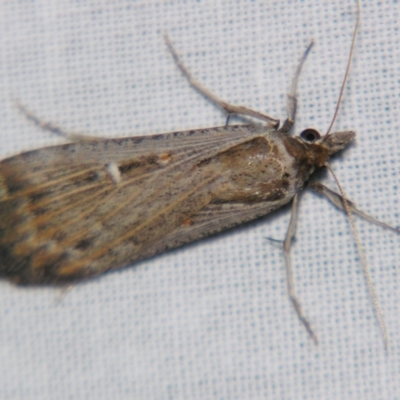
xmin=0 ymin=0 xmax=396 ymax=349
xmin=164 ymin=34 xmax=281 ymax=128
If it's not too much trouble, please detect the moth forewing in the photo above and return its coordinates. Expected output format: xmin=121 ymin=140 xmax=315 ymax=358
xmin=0 ymin=121 xmax=351 ymax=285
xmin=0 ymin=125 xmax=266 ymax=282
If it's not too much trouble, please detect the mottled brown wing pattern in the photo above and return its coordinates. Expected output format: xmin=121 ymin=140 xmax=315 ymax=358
xmin=0 ymin=125 xmax=279 ymax=284
xmin=137 ymin=201 xmax=286 ymax=263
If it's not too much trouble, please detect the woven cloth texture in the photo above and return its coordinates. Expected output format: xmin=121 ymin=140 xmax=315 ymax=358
xmin=0 ymin=1 xmax=399 ymax=399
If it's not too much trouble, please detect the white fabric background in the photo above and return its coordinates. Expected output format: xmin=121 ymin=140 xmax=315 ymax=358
xmin=0 ymin=1 xmax=399 ymax=399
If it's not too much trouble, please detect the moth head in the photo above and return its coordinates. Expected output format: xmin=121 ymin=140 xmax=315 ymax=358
xmin=299 ymin=128 xmax=356 ymax=156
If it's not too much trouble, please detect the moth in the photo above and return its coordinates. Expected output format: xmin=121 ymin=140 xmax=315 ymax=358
xmin=0 ymin=0 xmax=396 ymax=346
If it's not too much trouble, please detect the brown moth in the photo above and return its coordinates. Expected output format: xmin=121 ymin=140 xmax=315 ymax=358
xmin=0 ymin=109 xmax=354 ymax=283
xmin=0 ymin=44 xmax=353 ymax=287
xmin=0 ymin=0 xmax=396 ymax=346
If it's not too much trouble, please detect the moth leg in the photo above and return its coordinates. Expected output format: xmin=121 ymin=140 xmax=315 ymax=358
xmin=15 ymin=101 xmax=102 ymax=142
xmin=309 ymin=182 xmax=400 ymax=234
xmin=284 ymin=193 xmax=318 ymax=344
xmin=280 ymin=41 xmax=314 ymax=134
xmin=55 ymin=285 xmax=74 ymax=304
xmin=164 ymin=35 xmax=280 ymax=128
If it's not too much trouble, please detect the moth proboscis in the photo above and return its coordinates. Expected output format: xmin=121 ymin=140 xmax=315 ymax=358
xmin=0 ymin=0 xmax=397 ymax=349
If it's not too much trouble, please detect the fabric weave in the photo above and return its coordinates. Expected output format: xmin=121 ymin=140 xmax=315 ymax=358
xmin=0 ymin=1 xmax=399 ymax=399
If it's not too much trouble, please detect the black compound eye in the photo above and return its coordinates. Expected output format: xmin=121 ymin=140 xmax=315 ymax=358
xmin=300 ymin=128 xmax=321 ymax=143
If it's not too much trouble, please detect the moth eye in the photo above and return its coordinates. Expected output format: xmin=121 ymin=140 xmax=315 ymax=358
xmin=300 ymin=128 xmax=321 ymax=143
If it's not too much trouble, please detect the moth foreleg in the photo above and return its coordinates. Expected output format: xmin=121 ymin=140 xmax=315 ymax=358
xmin=309 ymin=182 xmax=400 ymax=234
xmin=283 ymin=193 xmax=318 ymax=344
xmin=15 ymin=100 xmax=103 ymax=142
xmin=280 ymin=41 xmax=314 ymax=134
xmin=164 ymin=35 xmax=280 ymax=128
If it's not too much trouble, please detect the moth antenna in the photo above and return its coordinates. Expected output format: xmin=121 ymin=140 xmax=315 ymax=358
xmin=325 ymin=163 xmax=389 ymax=351
xmin=324 ymin=0 xmax=388 ymax=350
xmin=325 ymin=0 xmax=361 ymax=135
